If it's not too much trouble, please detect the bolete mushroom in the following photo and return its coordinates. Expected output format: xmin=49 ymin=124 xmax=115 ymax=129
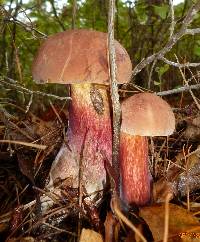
xmin=120 ymin=92 xmax=175 ymax=206
xmin=32 ymin=29 xmax=132 ymax=197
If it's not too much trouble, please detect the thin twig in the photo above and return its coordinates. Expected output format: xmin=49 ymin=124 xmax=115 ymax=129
xmin=163 ymin=193 xmax=172 ymax=242
xmin=0 ymin=77 xmax=71 ymax=101
xmin=169 ymin=0 xmax=175 ymax=39
xmin=175 ymin=54 xmax=200 ymax=110
xmin=78 ymin=129 xmax=88 ymax=241
xmin=185 ymin=28 xmax=200 ymax=35
xmin=42 ymin=222 xmax=76 ymax=236
xmin=156 ymin=83 xmax=200 ymax=96
xmin=161 ymin=57 xmax=200 ymax=68
xmin=72 ymin=0 xmax=77 ymax=29
xmin=108 ymin=0 xmax=121 ymax=196
xmin=0 ymin=140 xmax=47 ymax=149
xmin=49 ymin=0 xmax=66 ymax=30
xmin=1 ymin=5 xmax=47 ymax=38
xmin=182 ymin=146 xmax=191 ymax=212
xmin=148 ymin=59 xmax=157 ymax=89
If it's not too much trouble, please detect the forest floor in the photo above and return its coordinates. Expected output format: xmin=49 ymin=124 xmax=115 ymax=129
xmin=0 ymin=89 xmax=200 ymax=242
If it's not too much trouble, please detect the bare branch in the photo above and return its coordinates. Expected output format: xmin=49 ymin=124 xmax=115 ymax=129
xmin=185 ymin=28 xmax=200 ymax=35
xmin=72 ymin=0 xmax=77 ymax=29
xmin=175 ymin=54 xmax=200 ymax=110
xmin=49 ymin=0 xmax=66 ymax=31
xmin=148 ymin=59 xmax=157 ymax=89
xmin=156 ymin=83 xmax=200 ymax=96
xmin=161 ymin=57 xmax=200 ymax=68
xmin=0 ymin=77 xmax=71 ymax=101
xmin=132 ymin=1 xmax=200 ymax=77
xmin=169 ymin=0 xmax=175 ymax=39
xmin=1 ymin=5 xmax=47 ymax=38
xmin=108 ymin=0 xmax=121 ymax=196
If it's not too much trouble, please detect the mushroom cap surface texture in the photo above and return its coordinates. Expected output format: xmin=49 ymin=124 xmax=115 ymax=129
xmin=121 ymin=93 xmax=175 ymax=136
xmin=32 ymin=29 xmax=132 ymax=85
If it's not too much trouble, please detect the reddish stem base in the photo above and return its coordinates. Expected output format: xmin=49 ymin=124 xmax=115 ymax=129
xmin=48 ymin=83 xmax=112 ymax=196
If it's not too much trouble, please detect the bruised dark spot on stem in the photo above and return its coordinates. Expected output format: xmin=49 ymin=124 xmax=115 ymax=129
xmin=90 ymin=86 xmax=105 ymax=115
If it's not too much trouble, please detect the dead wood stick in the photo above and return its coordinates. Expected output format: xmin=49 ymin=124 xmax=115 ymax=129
xmin=156 ymin=83 xmax=200 ymax=96
xmin=0 ymin=77 xmax=71 ymax=101
xmin=108 ymin=0 xmax=121 ymax=196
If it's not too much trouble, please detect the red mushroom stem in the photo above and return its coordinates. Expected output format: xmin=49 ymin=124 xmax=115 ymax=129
xmin=120 ymin=133 xmax=151 ymax=206
xmin=49 ymin=83 xmax=112 ymax=195
xmin=119 ymin=93 xmax=175 ymax=206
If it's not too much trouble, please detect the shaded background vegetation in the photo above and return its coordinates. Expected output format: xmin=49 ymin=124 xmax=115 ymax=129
xmin=1 ymin=0 xmax=200 ymax=99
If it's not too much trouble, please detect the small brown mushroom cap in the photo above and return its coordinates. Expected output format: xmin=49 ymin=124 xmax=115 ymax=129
xmin=32 ymin=29 xmax=132 ymax=85
xmin=121 ymin=93 xmax=175 ymax=136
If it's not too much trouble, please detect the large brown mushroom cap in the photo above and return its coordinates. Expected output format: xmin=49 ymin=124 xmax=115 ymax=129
xmin=121 ymin=93 xmax=175 ymax=136
xmin=32 ymin=29 xmax=132 ymax=84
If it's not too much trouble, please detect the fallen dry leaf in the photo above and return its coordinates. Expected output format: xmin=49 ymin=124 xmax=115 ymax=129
xmin=79 ymin=228 xmax=103 ymax=242
xmin=140 ymin=203 xmax=200 ymax=242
